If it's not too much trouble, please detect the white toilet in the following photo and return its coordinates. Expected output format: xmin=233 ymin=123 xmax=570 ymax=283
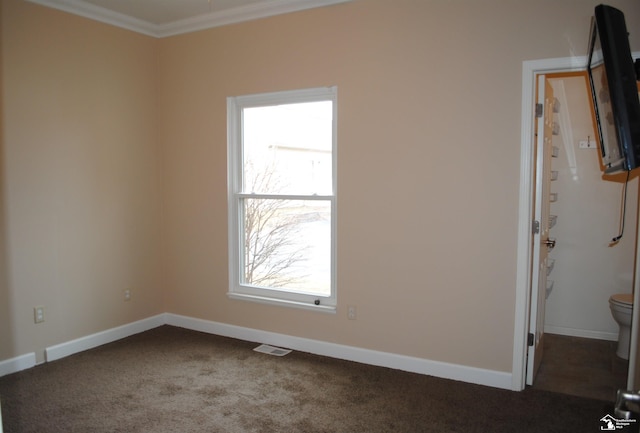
xmin=609 ymin=293 xmax=634 ymax=360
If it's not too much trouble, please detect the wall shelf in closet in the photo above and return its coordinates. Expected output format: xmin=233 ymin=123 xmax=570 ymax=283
xmin=546 ymin=259 xmax=555 ymax=276
xmin=545 ymin=279 xmax=554 ymax=299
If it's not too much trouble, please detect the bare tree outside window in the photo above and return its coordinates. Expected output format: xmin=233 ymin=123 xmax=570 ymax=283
xmin=243 ymin=161 xmax=315 ymax=289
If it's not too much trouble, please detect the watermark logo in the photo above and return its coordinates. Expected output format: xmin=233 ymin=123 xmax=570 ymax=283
xmin=601 ymin=414 xmax=637 ymax=430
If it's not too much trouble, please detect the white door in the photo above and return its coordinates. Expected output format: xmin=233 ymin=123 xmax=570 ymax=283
xmin=526 ymin=74 xmax=555 ymax=386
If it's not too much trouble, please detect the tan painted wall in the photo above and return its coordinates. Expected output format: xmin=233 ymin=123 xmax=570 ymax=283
xmin=2 ymin=0 xmax=640 ymax=375
xmin=159 ymin=0 xmax=640 ymax=373
xmin=0 ymin=0 xmax=12 ymax=361
xmin=2 ymin=0 xmax=163 ymax=361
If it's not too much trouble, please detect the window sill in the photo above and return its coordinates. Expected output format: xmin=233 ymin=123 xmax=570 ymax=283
xmin=227 ymin=292 xmax=337 ymax=314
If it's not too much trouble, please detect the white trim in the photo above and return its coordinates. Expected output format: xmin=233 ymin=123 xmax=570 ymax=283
xmin=0 ymin=353 xmax=36 ymax=377
xmin=156 ymin=0 xmax=352 ymax=38
xmin=544 ymin=325 xmax=618 ymax=341
xmin=25 ymin=0 xmax=353 ymax=38
xmin=25 ymin=0 xmax=158 ymax=37
xmin=45 ymin=314 xmax=165 ymax=362
xmin=165 ymin=313 xmax=513 ymax=390
xmin=227 ymin=292 xmax=337 ymax=313
xmin=2 ymin=313 xmax=512 ymax=389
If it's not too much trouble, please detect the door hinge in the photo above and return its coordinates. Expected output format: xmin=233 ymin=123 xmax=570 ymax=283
xmin=528 ymin=332 xmax=535 ymax=347
xmin=532 ymin=220 xmax=540 ymax=234
xmin=535 ymin=103 xmax=543 ymax=118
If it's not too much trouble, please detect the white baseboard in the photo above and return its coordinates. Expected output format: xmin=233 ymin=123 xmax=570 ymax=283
xmin=45 ymin=314 xmax=166 ymax=362
xmin=165 ymin=313 xmax=513 ymax=390
xmin=0 ymin=352 xmax=36 ymax=377
xmin=544 ymin=324 xmax=618 ymax=341
xmin=2 ymin=313 xmax=513 ymax=390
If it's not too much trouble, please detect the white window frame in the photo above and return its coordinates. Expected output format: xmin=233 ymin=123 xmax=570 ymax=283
xmin=227 ymin=87 xmax=337 ymax=312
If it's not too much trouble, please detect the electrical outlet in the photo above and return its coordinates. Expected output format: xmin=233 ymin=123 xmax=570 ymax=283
xmin=124 ymin=289 xmax=131 ymax=301
xmin=347 ymin=305 xmax=357 ymax=320
xmin=34 ymin=306 xmax=45 ymax=324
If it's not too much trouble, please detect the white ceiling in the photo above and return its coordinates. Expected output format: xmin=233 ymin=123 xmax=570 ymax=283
xmin=26 ymin=0 xmax=352 ymax=38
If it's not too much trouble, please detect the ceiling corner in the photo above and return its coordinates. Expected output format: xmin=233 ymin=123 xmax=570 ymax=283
xmin=26 ymin=0 xmax=353 ymax=38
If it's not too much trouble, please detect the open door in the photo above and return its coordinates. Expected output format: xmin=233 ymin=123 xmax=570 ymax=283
xmin=526 ymin=74 xmax=556 ymax=386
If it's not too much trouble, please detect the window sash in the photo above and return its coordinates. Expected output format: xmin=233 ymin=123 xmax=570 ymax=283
xmin=227 ymin=87 xmax=337 ymax=310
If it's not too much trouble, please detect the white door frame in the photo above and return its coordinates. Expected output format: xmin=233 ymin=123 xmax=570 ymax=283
xmin=512 ymin=55 xmax=587 ymax=391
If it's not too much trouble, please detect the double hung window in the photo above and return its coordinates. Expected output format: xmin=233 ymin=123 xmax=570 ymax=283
xmin=227 ymin=87 xmax=337 ymax=310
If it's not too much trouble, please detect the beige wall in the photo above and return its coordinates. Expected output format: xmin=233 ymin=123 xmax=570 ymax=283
xmin=157 ymin=0 xmax=639 ymax=373
xmin=0 ymin=0 xmax=12 ymax=361
xmin=2 ymin=0 xmax=163 ymax=361
xmin=2 ymin=0 xmax=640 ymax=375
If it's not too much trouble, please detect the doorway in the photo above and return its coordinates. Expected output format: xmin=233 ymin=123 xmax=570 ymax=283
xmin=512 ymin=56 xmax=640 ymax=394
xmin=532 ymin=71 xmax=636 ymax=399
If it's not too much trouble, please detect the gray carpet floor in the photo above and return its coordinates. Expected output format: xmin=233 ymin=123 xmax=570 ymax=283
xmin=0 ymin=325 xmax=617 ymax=432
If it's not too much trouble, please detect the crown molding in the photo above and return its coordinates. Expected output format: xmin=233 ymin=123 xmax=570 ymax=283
xmin=26 ymin=0 xmax=159 ymax=37
xmin=26 ymin=0 xmax=353 ymax=38
xmin=156 ymin=0 xmax=352 ymax=38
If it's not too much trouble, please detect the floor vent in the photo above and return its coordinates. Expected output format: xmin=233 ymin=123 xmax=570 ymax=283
xmin=253 ymin=344 xmax=292 ymax=357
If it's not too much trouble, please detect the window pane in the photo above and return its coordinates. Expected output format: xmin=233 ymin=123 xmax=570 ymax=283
xmin=243 ymin=101 xmax=333 ymax=195
xmin=242 ymin=198 xmax=331 ymax=296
